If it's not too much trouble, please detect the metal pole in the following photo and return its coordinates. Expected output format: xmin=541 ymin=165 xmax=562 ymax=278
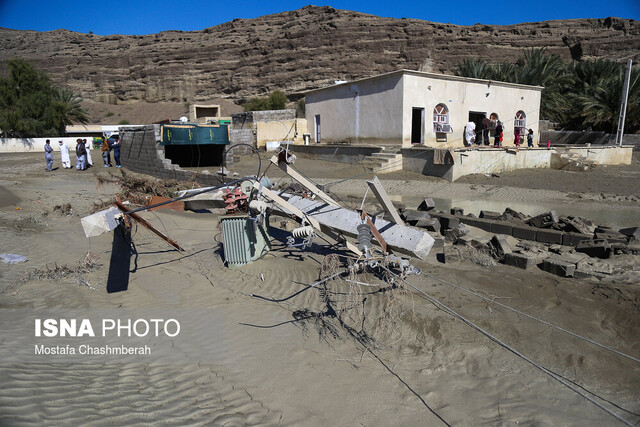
xmin=615 ymin=59 xmax=632 ymax=146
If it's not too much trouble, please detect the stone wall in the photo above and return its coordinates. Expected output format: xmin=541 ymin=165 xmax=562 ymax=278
xmin=229 ymin=110 xmax=297 ymax=153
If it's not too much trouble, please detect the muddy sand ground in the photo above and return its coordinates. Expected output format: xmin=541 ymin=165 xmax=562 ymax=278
xmin=0 ymin=151 xmax=639 ymax=426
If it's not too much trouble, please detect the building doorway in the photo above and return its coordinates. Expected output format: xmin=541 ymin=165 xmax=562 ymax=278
xmin=315 ymin=115 xmax=321 ymax=143
xmin=468 ymin=111 xmax=486 ymax=144
xmin=411 ymin=107 xmax=425 ymax=144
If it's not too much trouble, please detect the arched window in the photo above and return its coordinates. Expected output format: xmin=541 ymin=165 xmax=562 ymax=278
xmin=514 ymin=110 xmax=526 ymax=133
xmin=433 ymin=103 xmax=451 ymax=133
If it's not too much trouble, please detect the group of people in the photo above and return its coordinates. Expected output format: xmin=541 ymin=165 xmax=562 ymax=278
xmin=43 ymin=135 xmax=121 ymax=172
xmin=101 ymin=135 xmax=121 ymax=168
xmin=464 ymin=118 xmax=538 ymax=149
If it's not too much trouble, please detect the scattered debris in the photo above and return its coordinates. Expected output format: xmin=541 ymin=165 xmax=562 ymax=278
xmin=0 ymin=254 xmax=28 ymax=264
xmin=53 ymin=203 xmax=74 ymax=216
xmin=18 ymin=252 xmax=101 ymax=289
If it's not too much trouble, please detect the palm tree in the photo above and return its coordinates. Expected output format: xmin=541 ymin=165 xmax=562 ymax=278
xmin=46 ymin=87 xmax=89 ymax=135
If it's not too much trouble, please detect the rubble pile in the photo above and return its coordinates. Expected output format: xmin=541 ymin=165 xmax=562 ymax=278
xmin=400 ymin=201 xmax=640 ymax=283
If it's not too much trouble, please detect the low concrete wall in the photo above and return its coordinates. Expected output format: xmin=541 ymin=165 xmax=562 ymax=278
xmin=0 ymin=137 xmax=81 ymax=153
xmin=402 ymin=146 xmax=633 ymax=182
xmin=565 ymin=146 xmax=633 ymax=165
xmin=292 ymin=144 xmax=383 ymax=164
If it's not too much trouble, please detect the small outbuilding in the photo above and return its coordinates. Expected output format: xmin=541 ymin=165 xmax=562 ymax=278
xmin=304 ymin=69 xmax=543 ymax=148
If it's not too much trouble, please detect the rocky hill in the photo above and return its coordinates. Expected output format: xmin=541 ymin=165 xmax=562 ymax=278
xmin=1 ymin=5 xmax=639 ymax=116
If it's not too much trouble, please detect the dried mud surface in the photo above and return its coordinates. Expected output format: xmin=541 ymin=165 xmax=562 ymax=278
xmin=1 ymin=152 xmax=639 ymax=425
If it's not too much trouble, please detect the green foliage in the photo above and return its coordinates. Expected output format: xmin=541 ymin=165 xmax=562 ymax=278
xmin=455 ymin=49 xmax=639 ymax=133
xmin=118 ymin=119 xmax=130 ymax=125
xmin=269 ymin=90 xmax=287 ymax=110
xmin=105 ymin=111 xmax=115 ymax=117
xmin=0 ymin=58 xmax=88 ymax=137
xmin=243 ymin=90 xmax=288 ymax=112
xmin=296 ymin=98 xmax=306 ymax=118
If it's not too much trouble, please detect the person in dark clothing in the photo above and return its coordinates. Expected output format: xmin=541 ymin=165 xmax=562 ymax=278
xmin=481 ymin=117 xmax=493 ymax=146
xmin=75 ymin=139 xmax=87 ymax=170
xmin=527 ymin=129 xmax=534 ymax=148
xmin=494 ymin=121 xmax=503 ymax=147
xmin=112 ymin=136 xmax=121 ymax=167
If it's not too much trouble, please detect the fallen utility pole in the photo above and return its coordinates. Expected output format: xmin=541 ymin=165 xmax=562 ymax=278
xmin=255 ymin=182 xmax=361 ymax=256
xmin=269 ymin=155 xmax=341 ymax=208
xmin=366 ymin=175 xmax=404 ymax=225
xmin=114 ymin=201 xmax=184 ymax=251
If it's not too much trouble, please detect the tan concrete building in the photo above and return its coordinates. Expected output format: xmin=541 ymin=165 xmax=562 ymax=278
xmin=305 ymin=70 xmax=543 ymax=148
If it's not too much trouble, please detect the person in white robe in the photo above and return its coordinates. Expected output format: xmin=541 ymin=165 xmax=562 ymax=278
xmin=465 ymin=121 xmax=476 ymax=146
xmin=83 ymin=138 xmax=93 ymax=167
xmin=58 ymin=140 xmax=71 ymax=169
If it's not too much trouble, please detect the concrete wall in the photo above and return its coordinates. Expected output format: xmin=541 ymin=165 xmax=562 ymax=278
xmin=0 ymin=137 xmax=81 ymax=153
xmin=230 ymin=109 xmax=297 ymax=151
xmin=292 ymin=144 xmax=383 ymax=164
xmin=564 ymin=146 xmax=633 ymax=165
xmin=402 ymin=73 xmax=542 ymax=149
xmin=305 ymin=75 xmax=404 ymax=145
xmin=256 ymin=119 xmax=308 ymax=148
xmin=402 ymin=146 xmax=633 ymax=182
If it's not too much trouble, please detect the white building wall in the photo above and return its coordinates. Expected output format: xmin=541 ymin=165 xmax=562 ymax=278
xmin=402 ymin=73 xmax=542 ymax=148
xmin=305 ymin=75 xmax=404 ymax=145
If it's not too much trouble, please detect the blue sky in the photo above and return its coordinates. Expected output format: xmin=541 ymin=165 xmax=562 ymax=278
xmin=0 ymin=0 xmax=638 ymax=35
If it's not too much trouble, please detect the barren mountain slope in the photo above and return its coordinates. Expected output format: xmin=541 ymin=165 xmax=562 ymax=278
xmin=1 ymin=6 xmax=638 ymax=111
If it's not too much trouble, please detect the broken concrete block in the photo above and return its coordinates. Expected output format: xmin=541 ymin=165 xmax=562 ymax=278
xmin=417 ymin=198 xmax=436 ymax=211
xmin=540 ymin=258 xmax=576 ymax=277
xmin=403 ymin=209 xmax=431 ymax=225
xmin=443 ymin=246 xmax=463 ymax=264
xmin=576 ymin=258 xmax=615 ymax=275
xmin=416 ymin=218 xmax=440 ymax=232
xmin=439 ymin=216 xmax=460 ymax=230
xmin=512 ymin=225 xmax=538 ymax=241
xmin=535 ymin=229 xmax=565 ymax=245
xmin=619 ymin=227 xmax=640 ymax=241
xmin=489 ymin=234 xmax=512 ymax=259
xmin=503 ymin=252 xmax=540 ymax=270
xmin=595 ymin=232 xmax=627 ymax=244
xmin=450 ymin=207 xmax=464 ymax=216
xmin=480 ymin=210 xmax=501 ymax=220
xmin=444 ymin=223 xmax=470 ymax=242
xmin=562 ymin=216 xmax=596 ymax=234
xmin=498 ymin=207 xmax=529 ymax=222
xmin=490 ymin=221 xmax=513 ymax=235
xmin=562 ymin=232 xmax=593 ymax=247
xmin=575 ymin=239 xmax=611 ymax=259
xmin=527 ymin=211 xmax=559 ymax=228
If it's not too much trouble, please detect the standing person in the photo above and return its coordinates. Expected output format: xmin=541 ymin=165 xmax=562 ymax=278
xmin=112 ymin=136 xmax=121 ymax=168
xmin=83 ymin=138 xmax=93 ymax=167
xmin=44 ymin=139 xmax=54 ymax=172
xmin=514 ymin=128 xmax=521 ymax=148
xmin=527 ymin=129 xmax=534 ymax=148
xmin=494 ymin=121 xmax=503 ymax=147
xmin=547 ymin=139 xmax=551 ymax=149
xmin=101 ymin=136 xmax=112 ymax=167
xmin=75 ymin=139 xmax=87 ymax=170
xmin=58 ymin=140 xmax=71 ymax=169
xmin=481 ymin=116 xmax=492 ymax=146
xmin=464 ymin=121 xmax=476 ymax=146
